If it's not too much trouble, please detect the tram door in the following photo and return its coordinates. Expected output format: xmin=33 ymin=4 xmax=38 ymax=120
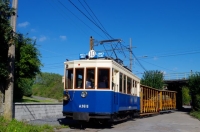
xmin=112 ymin=69 xmax=119 ymax=106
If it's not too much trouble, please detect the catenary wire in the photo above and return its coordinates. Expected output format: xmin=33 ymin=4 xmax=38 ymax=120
xmin=68 ymin=0 xmax=113 ymax=39
xmin=57 ymin=0 xmax=104 ymax=38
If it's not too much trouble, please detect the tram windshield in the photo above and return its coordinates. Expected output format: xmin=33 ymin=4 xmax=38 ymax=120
xmin=65 ymin=67 xmax=110 ymax=89
xmin=97 ymin=68 xmax=109 ymax=89
xmin=75 ymin=68 xmax=84 ymax=89
xmin=85 ymin=68 xmax=95 ymax=89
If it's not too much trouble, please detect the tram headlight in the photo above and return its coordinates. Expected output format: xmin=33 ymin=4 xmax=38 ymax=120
xmin=63 ymin=91 xmax=70 ymax=101
xmin=81 ymin=91 xmax=87 ymax=98
xmin=63 ymin=95 xmax=68 ymax=100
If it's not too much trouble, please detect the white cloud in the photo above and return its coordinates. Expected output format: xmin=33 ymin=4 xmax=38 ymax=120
xmin=32 ymin=36 xmax=37 ymax=40
xmin=153 ymin=56 xmax=158 ymax=60
xmin=30 ymin=29 xmax=36 ymax=32
xmin=173 ymin=67 xmax=178 ymax=71
xmin=161 ymin=71 xmax=166 ymax=74
xmin=18 ymin=21 xmax=30 ymax=28
xmin=59 ymin=35 xmax=67 ymax=40
xmin=39 ymin=36 xmax=47 ymax=42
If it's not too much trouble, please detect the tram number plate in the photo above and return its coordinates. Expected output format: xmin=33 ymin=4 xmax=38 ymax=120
xmin=79 ymin=104 xmax=89 ymax=108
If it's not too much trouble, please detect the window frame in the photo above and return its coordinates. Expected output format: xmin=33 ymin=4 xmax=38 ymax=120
xmin=85 ymin=67 xmax=96 ymax=89
xmin=119 ymin=73 xmax=123 ymax=92
xmin=127 ymin=76 xmax=131 ymax=94
xmin=74 ymin=68 xmax=84 ymax=89
xmin=65 ymin=68 xmax=74 ymax=89
xmin=97 ymin=67 xmax=110 ymax=89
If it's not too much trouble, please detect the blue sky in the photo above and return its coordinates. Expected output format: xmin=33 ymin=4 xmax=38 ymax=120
xmin=16 ymin=0 xmax=200 ymax=79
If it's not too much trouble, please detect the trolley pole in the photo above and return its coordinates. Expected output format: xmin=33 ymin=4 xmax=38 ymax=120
xmin=4 ymin=0 xmax=18 ymax=120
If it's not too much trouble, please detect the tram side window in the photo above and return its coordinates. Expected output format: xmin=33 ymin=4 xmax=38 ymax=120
xmin=112 ymin=69 xmax=114 ymax=90
xmin=98 ymin=68 xmax=109 ymax=89
xmin=127 ymin=77 xmax=131 ymax=94
xmin=123 ymin=75 xmax=126 ymax=93
xmin=119 ymin=73 xmax=123 ymax=92
xmin=66 ymin=69 xmax=73 ymax=89
xmin=75 ymin=68 xmax=84 ymax=89
xmin=133 ymin=80 xmax=137 ymax=96
xmin=86 ymin=68 xmax=95 ymax=88
xmin=135 ymin=81 xmax=138 ymax=95
xmin=132 ymin=80 xmax=135 ymax=95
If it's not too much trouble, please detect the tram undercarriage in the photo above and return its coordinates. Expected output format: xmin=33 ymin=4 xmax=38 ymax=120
xmin=63 ymin=110 xmax=140 ymax=123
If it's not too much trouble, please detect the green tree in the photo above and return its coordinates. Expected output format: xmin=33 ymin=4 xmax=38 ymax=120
xmin=0 ymin=1 xmax=42 ymax=101
xmin=182 ymin=86 xmax=191 ymax=105
xmin=14 ymin=35 xmax=42 ymax=100
xmin=32 ymin=72 xmax=63 ymax=101
xmin=0 ymin=0 xmax=15 ymax=88
xmin=188 ymin=72 xmax=200 ymax=111
xmin=141 ymin=70 xmax=164 ymax=90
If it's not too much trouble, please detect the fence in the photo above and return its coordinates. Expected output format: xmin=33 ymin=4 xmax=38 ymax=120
xmin=164 ymin=72 xmax=191 ymax=80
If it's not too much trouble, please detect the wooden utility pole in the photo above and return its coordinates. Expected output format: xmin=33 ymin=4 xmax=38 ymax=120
xmin=90 ymin=36 xmax=94 ymax=50
xmin=4 ymin=0 xmax=18 ymax=120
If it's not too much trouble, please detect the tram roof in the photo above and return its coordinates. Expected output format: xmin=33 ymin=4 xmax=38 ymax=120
xmin=65 ymin=59 xmax=140 ymax=80
xmin=64 ymin=50 xmax=140 ymax=80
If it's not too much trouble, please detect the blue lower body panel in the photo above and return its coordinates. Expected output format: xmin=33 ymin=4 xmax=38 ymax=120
xmin=63 ymin=90 xmax=140 ymax=120
xmin=118 ymin=93 xmax=140 ymax=111
xmin=63 ymin=90 xmax=114 ymax=114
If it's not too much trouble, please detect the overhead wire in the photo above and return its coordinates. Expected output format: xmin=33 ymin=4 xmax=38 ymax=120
xmin=42 ymin=0 xmax=200 ymax=75
xmin=78 ymin=0 xmax=99 ymax=28
xmin=138 ymin=59 xmax=175 ymax=72
xmin=69 ymin=0 xmax=124 ymax=59
xmin=77 ymin=0 xmax=111 ymax=57
xmin=142 ymin=50 xmax=200 ymax=59
xmin=57 ymin=0 xmax=104 ymax=38
xmin=129 ymin=50 xmax=147 ymax=72
xmin=83 ymin=0 xmax=110 ymax=38
xmin=80 ymin=0 xmax=132 ymax=60
xmin=49 ymin=0 xmax=89 ymax=37
xmin=55 ymin=0 xmax=146 ymax=72
xmin=68 ymin=0 xmax=112 ymax=39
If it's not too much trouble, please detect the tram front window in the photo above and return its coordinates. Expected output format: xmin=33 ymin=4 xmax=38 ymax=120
xmin=98 ymin=68 xmax=109 ymax=89
xmin=75 ymin=68 xmax=84 ymax=89
xmin=66 ymin=69 xmax=73 ymax=89
xmin=86 ymin=68 xmax=95 ymax=88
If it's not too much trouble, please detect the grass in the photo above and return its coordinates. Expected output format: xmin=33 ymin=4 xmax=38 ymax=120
xmin=32 ymin=82 xmax=63 ymax=102
xmin=15 ymin=96 xmax=56 ymax=103
xmin=0 ymin=116 xmax=68 ymax=132
xmin=190 ymin=110 xmax=200 ymax=120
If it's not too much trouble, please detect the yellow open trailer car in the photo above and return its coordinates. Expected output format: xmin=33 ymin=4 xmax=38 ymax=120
xmin=140 ymin=85 xmax=176 ymax=116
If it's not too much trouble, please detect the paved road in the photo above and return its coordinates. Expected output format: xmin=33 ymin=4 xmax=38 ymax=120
xmin=53 ymin=111 xmax=200 ymax=132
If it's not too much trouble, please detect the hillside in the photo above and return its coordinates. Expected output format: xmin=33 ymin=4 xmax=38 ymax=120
xmin=32 ymin=72 xmax=63 ymax=102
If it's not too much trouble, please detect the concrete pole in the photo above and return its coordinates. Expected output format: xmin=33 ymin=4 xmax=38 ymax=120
xmin=4 ymin=0 xmax=18 ymax=120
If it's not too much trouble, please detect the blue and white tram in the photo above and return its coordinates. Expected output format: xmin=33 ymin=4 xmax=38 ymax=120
xmin=63 ymin=51 xmax=141 ymax=122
